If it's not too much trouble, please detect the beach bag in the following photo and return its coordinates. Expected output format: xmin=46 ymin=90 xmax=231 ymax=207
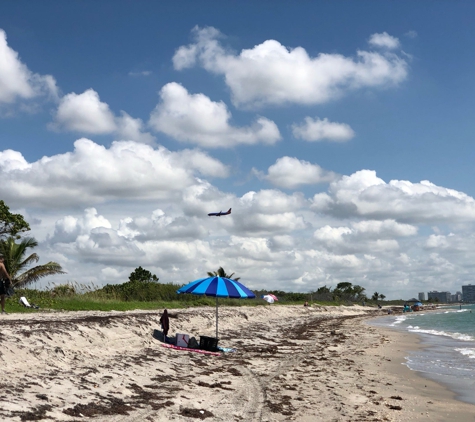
xmin=188 ymin=337 xmax=199 ymax=349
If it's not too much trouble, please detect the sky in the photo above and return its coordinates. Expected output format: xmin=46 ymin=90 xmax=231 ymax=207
xmin=1 ymin=1 xmax=475 ymax=299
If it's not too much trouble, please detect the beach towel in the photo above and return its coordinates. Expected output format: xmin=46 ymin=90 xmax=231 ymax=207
xmin=161 ymin=343 xmax=221 ymax=356
xmin=217 ymin=346 xmax=237 ymax=353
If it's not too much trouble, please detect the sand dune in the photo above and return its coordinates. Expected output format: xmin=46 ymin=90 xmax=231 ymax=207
xmin=0 ymin=305 xmax=473 ymax=421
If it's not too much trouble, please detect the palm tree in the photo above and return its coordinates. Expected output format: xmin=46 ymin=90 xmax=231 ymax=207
xmin=207 ymin=266 xmax=240 ymax=281
xmin=0 ymin=237 xmax=66 ymax=288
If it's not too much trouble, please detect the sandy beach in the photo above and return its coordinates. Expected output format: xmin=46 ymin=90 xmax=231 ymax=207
xmin=0 ymin=305 xmax=474 ymax=422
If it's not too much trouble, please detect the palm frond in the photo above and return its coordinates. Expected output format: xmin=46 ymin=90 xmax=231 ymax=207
xmin=206 ymin=267 xmax=240 ymax=281
xmin=14 ymin=262 xmax=66 ymax=288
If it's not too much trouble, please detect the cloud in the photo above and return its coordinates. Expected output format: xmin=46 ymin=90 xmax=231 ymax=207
xmin=311 ymin=170 xmax=475 ymax=223
xmin=26 ymin=179 xmax=475 ymax=299
xmin=51 ymin=208 xmax=112 ymax=243
xmin=173 ymin=26 xmax=408 ymax=108
xmin=0 ymin=29 xmax=58 ymax=105
xmin=261 ymin=156 xmax=338 ymax=189
xmin=116 ymin=111 xmax=156 ymax=144
xmin=239 ymin=189 xmax=306 ymax=213
xmin=368 ymin=32 xmax=401 ymax=50
xmin=128 ymin=70 xmax=152 ymax=76
xmin=149 ymin=82 xmax=281 ymax=148
xmin=404 ymin=30 xmax=418 ymax=39
xmin=313 ymin=220 xmax=417 ymax=255
xmin=0 ymin=138 xmax=228 ymax=208
xmin=50 ymin=88 xmax=156 ymax=142
xmin=292 ymin=117 xmax=355 ymax=142
xmin=51 ymin=89 xmax=116 ymax=134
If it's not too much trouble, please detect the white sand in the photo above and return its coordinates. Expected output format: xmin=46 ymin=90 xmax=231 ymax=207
xmin=0 ymin=305 xmax=473 ymax=421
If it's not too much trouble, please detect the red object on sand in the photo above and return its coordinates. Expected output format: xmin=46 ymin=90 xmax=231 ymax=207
xmin=161 ymin=343 xmax=221 ymax=356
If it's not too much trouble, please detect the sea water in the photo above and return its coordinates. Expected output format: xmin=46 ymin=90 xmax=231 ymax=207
xmin=370 ymin=304 xmax=475 ymax=405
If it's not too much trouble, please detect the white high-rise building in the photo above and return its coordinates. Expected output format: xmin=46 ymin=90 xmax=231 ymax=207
xmin=418 ymin=292 xmax=425 ymax=301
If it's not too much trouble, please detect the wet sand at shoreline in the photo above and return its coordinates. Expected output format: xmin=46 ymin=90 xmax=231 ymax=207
xmin=0 ymin=305 xmax=473 ymax=421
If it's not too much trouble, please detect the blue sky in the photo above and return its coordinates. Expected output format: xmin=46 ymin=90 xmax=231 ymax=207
xmin=1 ymin=1 xmax=475 ymax=299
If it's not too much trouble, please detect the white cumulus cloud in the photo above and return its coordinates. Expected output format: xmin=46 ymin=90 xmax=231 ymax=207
xmin=51 ymin=89 xmax=117 ymax=134
xmin=368 ymin=32 xmax=401 ymax=50
xmin=173 ymin=26 xmax=408 ymax=108
xmin=149 ymin=82 xmax=281 ymax=148
xmin=292 ymin=117 xmax=355 ymax=142
xmin=263 ymin=157 xmax=338 ymax=189
xmin=0 ymin=139 xmax=229 ymax=208
xmin=311 ymin=170 xmax=475 ymax=223
xmin=51 ymin=89 xmax=155 ymax=143
xmin=0 ymin=29 xmax=58 ymax=106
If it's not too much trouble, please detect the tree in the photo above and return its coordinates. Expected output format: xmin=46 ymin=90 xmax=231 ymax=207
xmin=316 ymin=286 xmax=331 ymax=295
xmin=379 ymin=294 xmax=386 ymax=301
xmin=372 ymin=292 xmax=379 ymax=301
xmin=0 ymin=237 xmax=65 ymax=288
xmin=352 ymin=285 xmax=367 ymax=301
xmin=332 ymin=282 xmax=366 ymax=302
xmin=0 ymin=201 xmax=30 ymax=238
xmin=128 ymin=266 xmax=159 ymax=283
xmin=207 ymin=266 xmax=240 ymax=281
xmin=336 ymin=282 xmax=353 ymax=290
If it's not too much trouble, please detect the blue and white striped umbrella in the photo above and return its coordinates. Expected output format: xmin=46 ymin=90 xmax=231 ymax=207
xmin=177 ymin=276 xmax=256 ymax=339
xmin=177 ymin=276 xmax=255 ymax=299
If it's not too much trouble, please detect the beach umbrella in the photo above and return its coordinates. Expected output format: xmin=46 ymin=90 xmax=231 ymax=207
xmin=262 ymin=294 xmax=278 ymax=304
xmin=176 ymin=276 xmax=255 ymax=340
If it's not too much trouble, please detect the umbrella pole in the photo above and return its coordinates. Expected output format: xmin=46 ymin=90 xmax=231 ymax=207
xmin=216 ymin=295 xmax=219 ymax=340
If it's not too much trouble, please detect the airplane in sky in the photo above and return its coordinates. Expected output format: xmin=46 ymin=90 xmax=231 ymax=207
xmin=208 ymin=208 xmax=232 ymax=217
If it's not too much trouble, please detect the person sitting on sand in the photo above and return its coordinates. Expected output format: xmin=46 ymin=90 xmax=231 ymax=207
xmin=160 ymin=309 xmax=169 ymax=341
xmin=0 ymin=257 xmax=11 ymax=314
xmin=304 ymin=301 xmax=309 ymax=307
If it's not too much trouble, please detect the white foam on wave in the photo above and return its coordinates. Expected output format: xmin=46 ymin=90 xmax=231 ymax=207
xmin=390 ymin=315 xmax=407 ymax=326
xmin=407 ymin=327 xmax=474 ymax=341
xmin=455 ymin=348 xmax=475 ymax=359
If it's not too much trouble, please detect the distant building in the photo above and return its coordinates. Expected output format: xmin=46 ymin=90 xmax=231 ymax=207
xmin=462 ymin=285 xmax=475 ymax=303
xmin=451 ymin=292 xmax=462 ymax=302
xmin=418 ymin=292 xmax=425 ymax=301
xmin=428 ymin=291 xmax=451 ymax=303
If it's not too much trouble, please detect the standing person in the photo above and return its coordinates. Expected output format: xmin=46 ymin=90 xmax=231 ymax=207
xmin=160 ymin=309 xmax=169 ymax=342
xmin=0 ymin=257 xmax=11 ymax=314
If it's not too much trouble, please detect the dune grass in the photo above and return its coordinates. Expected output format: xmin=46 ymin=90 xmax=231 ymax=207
xmin=5 ymin=280 xmax=389 ymax=313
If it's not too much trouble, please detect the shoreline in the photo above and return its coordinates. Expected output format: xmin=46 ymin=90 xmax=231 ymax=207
xmin=363 ymin=321 xmax=475 ymax=421
xmin=0 ymin=305 xmax=474 ymax=421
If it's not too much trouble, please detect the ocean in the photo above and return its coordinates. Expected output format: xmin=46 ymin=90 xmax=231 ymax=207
xmin=370 ymin=303 xmax=475 ymax=405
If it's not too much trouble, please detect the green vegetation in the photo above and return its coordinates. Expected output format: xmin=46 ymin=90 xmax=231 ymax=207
xmin=371 ymin=291 xmax=386 ymax=301
xmin=7 ymin=280 xmax=264 ymax=313
xmin=0 ymin=200 xmax=30 ymax=238
xmin=4 ymin=274 xmax=392 ymax=313
xmin=207 ymin=266 xmax=240 ymax=281
xmin=0 ymin=237 xmax=65 ymax=288
xmin=128 ymin=266 xmax=159 ymax=283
